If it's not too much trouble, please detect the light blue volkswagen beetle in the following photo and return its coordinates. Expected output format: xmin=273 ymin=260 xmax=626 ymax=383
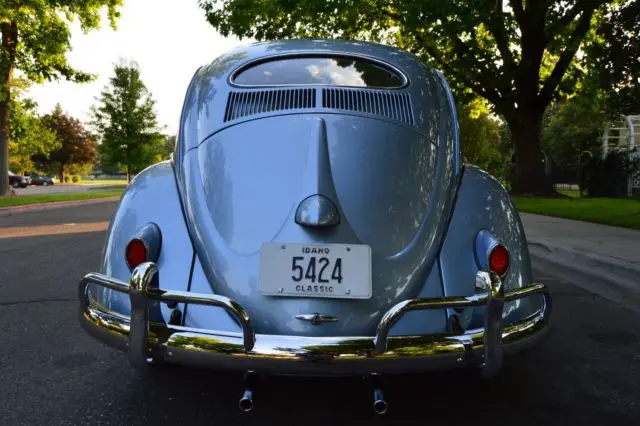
xmin=79 ymin=39 xmax=552 ymax=414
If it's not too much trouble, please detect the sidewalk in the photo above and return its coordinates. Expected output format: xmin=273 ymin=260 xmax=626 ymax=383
xmin=0 ymin=196 xmax=120 ymax=217
xmin=521 ymin=213 xmax=640 ymax=301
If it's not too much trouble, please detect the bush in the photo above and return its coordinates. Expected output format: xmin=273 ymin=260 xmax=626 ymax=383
xmin=64 ymin=175 xmax=72 ymax=183
xmin=72 ymin=175 xmax=81 ymax=183
xmin=585 ymin=149 xmax=639 ymax=197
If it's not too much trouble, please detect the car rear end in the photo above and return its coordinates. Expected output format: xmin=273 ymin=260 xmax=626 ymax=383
xmin=79 ymin=40 xmax=551 ymax=387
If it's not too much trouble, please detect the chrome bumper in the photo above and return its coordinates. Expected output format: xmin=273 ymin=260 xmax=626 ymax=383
xmin=79 ymin=263 xmax=551 ymax=377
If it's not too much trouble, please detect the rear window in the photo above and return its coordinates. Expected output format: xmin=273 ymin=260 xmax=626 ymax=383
xmin=232 ymin=56 xmax=405 ymax=88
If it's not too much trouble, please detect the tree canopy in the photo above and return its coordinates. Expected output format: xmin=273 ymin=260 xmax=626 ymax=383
xmin=0 ymin=0 xmax=122 ymax=195
xmin=8 ymin=80 xmax=58 ymax=173
xmin=458 ymin=97 xmax=509 ymax=182
xmin=585 ymin=0 xmax=640 ymax=116
xmin=37 ymin=104 xmax=97 ymax=182
xmin=90 ymin=60 xmax=166 ymax=181
xmin=200 ymin=0 xmax=627 ymax=194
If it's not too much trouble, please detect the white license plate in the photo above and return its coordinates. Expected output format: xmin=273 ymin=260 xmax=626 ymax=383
xmin=259 ymin=243 xmax=372 ymax=299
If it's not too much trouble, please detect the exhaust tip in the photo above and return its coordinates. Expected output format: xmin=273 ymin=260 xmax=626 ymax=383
xmin=373 ymin=398 xmax=388 ymax=415
xmin=372 ymin=386 xmax=387 ymax=415
xmin=239 ymin=390 xmax=253 ymax=412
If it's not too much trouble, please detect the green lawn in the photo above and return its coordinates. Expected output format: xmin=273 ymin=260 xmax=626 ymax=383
xmin=86 ymin=184 xmax=127 ymax=191
xmin=79 ymin=179 xmax=128 ymax=185
xmin=512 ymin=196 xmax=640 ymax=230
xmin=0 ymin=190 xmax=124 ymax=208
xmin=557 ymin=189 xmax=581 ymax=198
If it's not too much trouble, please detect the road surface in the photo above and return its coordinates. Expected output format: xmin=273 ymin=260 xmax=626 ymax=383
xmin=14 ymin=183 xmax=125 ymax=196
xmin=0 ymin=203 xmax=638 ymax=425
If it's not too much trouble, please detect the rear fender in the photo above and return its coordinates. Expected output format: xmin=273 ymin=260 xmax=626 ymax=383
xmin=439 ymin=166 xmax=540 ymax=330
xmin=91 ymin=161 xmax=194 ymax=322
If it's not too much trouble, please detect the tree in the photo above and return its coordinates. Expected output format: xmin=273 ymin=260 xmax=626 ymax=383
xmin=585 ymin=0 xmax=640 ymax=116
xmin=164 ymin=135 xmax=177 ymax=159
xmin=458 ymin=97 xmax=509 ymax=183
xmin=199 ymin=0 xmax=621 ymax=195
xmin=541 ymin=92 xmax=608 ymax=183
xmin=0 ymin=1 xmax=122 ymax=196
xmin=8 ymin=83 xmax=59 ymax=173
xmin=91 ymin=60 xmax=165 ymax=181
xmin=39 ymin=104 xmax=97 ymax=182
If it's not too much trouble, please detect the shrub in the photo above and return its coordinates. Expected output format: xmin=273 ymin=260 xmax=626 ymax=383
xmin=585 ymin=149 xmax=639 ymax=197
xmin=64 ymin=175 xmax=72 ymax=183
xmin=72 ymin=175 xmax=81 ymax=183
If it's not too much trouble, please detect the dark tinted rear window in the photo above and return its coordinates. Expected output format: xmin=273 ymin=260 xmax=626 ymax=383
xmin=232 ymin=56 xmax=405 ymax=88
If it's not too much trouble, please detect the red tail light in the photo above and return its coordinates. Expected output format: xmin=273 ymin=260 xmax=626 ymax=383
xmin=489 ymin=244 xmax=509 ymax=276
xmin=125 ymin=239 xmax=147 ymax=269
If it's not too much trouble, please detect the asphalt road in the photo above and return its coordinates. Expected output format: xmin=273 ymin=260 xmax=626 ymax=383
xmin=14 ymin=183 xmax=124 ymax=196
xmin=1 ymin=202 xmax=639 ymax=425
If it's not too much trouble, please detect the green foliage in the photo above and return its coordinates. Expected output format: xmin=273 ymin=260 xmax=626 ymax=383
xmin=457 ymin=97 xmax=509 ymax=182
xmin=199 ymin=0 xmax=619 ymax=194
xmin=200 ymin=0 xmax=611 ymax=113
xmin=90 ymin=60 xmax=166 ymax=179
xmin=542 ymin=93 xmax=608 ymax=172
xmin=38 ymin=104 xmax=98 ymax=182
xmin=64 ymin=175 xmax=71 ymax=183
xmin=585 ymin=0 xmax=640 ymax=116
xmin=8 ymin=86 xmax=59 ymax=172
xmin=0 ymin=0 xmax=123 ymax=195
xmin=71 ymin=174 xmax=80 ymax=183
xmin=585 ymin=149 xmax=639 ymax=198
xmin=0 ymin=0 xmax=122 ymax=86
xmin=163 ymin=135 xmax=177 ymax=159
xmin=67 ymin=162 xmax=94 ymax=177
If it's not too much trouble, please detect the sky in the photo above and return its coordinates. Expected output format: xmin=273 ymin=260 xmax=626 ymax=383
xmin=27 ymin=0 xmax=252 ymax=135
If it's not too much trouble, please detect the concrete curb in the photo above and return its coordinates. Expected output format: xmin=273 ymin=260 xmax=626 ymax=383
xmin=528 ymin=238 xmax=640 ymax=292
xmin=0 ymin=196 xmax=121 ymax=217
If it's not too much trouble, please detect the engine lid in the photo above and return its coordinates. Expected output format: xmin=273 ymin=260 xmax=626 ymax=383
xmin=181 ymin=114 xmax=450 ymax=336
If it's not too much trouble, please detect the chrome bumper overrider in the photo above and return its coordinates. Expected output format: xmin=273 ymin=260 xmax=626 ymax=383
xmin=79 ymin=263 xmax=551 ymax=377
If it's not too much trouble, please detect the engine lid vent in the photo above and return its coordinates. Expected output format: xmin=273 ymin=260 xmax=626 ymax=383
xmin=224 ymin=88 xmax=316 ymax=122
xmin=322 ymin=88 xmax=414 ymax=125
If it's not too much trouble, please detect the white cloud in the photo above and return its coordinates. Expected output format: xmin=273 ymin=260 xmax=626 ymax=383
xmin=26 ymin=0 xmax=252 ymax=135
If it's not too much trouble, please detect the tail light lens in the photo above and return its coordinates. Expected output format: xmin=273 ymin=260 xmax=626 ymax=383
xmin=489 ymin=244 xmax=509 ymax=277
xmin=125 ymin=238 xmax=147 ymax=270
xmin=124 ymin=223 xmax=162 ymax=271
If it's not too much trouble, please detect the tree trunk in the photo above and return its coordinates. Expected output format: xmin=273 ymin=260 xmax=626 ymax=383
xmin=59 ymin=165 xmax=65 ymax=184
xmin=0 ymin=97 xmax=9 ymax=196
xmin=508 ymin=109 xmax=553 ymax=195
xmin=0 ymin=22 xmax=18 ymax=197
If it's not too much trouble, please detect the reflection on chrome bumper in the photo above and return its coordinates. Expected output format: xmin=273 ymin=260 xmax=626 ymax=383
xmin=79 ymin=263 xmax=551 ymax=376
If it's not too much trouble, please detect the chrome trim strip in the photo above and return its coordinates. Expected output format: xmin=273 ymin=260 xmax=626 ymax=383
xmin=79 ymin=264 xmax=551 ymax=375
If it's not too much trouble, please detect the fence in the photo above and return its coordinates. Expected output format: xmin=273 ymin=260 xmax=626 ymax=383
xmin=552 ymin=183 xmax=579 ymax=191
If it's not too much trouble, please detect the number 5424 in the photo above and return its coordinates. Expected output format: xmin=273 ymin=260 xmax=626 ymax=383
xmin=291 ymin=256 xmax=343 ymax=284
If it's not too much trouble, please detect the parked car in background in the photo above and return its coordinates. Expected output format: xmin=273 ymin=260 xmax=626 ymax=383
xmin=8 ymin=171 xmax=30 ymax=188
xmin=28 ymin=173 xmax=55 ymax=186
xmin=79 ymin=39 xmax=552 ymax=414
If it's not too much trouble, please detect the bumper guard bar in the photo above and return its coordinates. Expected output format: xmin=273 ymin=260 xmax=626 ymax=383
xmin=79 ymin=262 xmax=551 ymax=377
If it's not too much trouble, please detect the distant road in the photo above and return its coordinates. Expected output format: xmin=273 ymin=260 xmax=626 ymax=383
xmin=14 ymin=183 xmax=124 ymax=196
xmin=0 ymin=202 xmax=638 ymax=425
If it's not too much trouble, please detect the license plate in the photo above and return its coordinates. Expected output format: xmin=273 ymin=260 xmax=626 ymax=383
xmin=259 ymin=243 xmax=372 ymax=299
